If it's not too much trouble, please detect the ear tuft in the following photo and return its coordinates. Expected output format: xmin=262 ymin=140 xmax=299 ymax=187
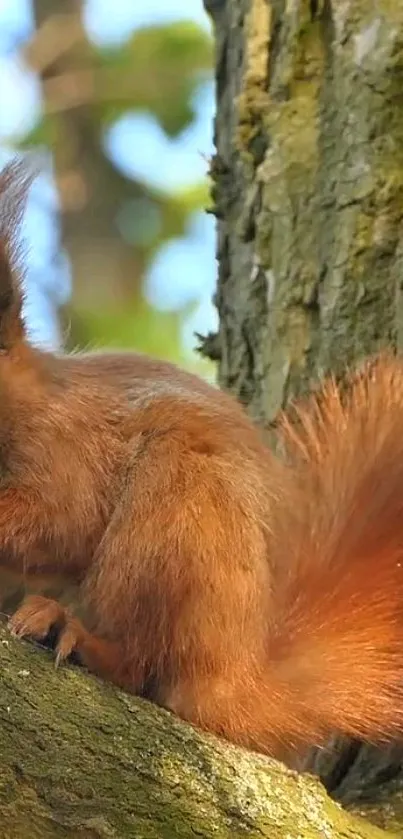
xmin=0 ymin=158 xmax=35 ymax=349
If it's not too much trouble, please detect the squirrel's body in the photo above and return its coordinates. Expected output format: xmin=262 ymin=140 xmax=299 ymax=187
xmin=2 ymin=162 xmax=403 ymax=763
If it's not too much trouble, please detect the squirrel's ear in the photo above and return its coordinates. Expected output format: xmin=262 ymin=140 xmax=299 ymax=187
xmin=0 ymin=159 xmax=34 ymax=350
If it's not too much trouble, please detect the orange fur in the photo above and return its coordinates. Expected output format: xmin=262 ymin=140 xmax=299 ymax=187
xmin=1 ymin=161 xmax=403 ymax=761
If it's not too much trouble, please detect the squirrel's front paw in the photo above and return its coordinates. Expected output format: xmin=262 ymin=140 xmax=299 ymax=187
xmin=8 ymin=594 xmax=66 ymax=640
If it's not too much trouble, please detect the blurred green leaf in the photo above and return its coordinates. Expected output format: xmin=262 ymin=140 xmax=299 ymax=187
xmin=93 ymin=22 xmax=213 ymax=135
xmin=64 ymin=294 xmax=216 ymax=378
xmin=17 ymin=114 xmax=58 ymax=148
xmin=64 ymin=296 xmax=182 ymax=362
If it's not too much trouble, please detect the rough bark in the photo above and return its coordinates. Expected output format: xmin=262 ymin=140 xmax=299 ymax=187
xmin=202 ymin=0 xmax=403 ymax=810
xmin=0 ymin=622 xmax=398 ymax=839
xmin=205 ymin=0 xmax=403 ymax=425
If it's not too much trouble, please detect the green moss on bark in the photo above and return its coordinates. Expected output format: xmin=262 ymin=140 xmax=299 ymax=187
xmin=212 ymin=0 xmax=403 ymax=425
xmin=0 ymin=625 xmax=397 ymax=838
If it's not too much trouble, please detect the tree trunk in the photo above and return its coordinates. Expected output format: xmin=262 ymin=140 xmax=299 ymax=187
xmin=205 ymin=0 xmax=403 ymax=424
xmin=30 ymin=0 xmax=146 ymax=315
xmin=0 ymin=622 xmax=396 ymax=839
xmin=202 ymin=0 xmax=403 ymax=808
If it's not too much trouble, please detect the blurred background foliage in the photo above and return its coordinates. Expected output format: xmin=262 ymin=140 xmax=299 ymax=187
xmin=0 ymin=0 xmax=216 ymax=374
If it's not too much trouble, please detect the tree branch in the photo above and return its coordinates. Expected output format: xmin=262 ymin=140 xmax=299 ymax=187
xmin=0 ymin=622 xmax=395 ymax=839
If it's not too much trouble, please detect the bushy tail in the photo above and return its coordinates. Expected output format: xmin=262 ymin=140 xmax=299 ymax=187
xmin=0 ymin=159 xmax=33 ymax=349
xmin=265 ymin=354 xmax=403 ymax=750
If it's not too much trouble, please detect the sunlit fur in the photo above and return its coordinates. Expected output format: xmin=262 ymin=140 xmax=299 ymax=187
xmin=2 ymin=161 xmax=403 ymax=762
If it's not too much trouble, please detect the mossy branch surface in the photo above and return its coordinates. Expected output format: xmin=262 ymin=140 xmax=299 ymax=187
xmin=0 ymin=623 xmax=396 ymax=838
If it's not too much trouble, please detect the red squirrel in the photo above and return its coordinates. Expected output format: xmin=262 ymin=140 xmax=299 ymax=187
xmin=2 ymin=160 xmax=403 ymax=762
